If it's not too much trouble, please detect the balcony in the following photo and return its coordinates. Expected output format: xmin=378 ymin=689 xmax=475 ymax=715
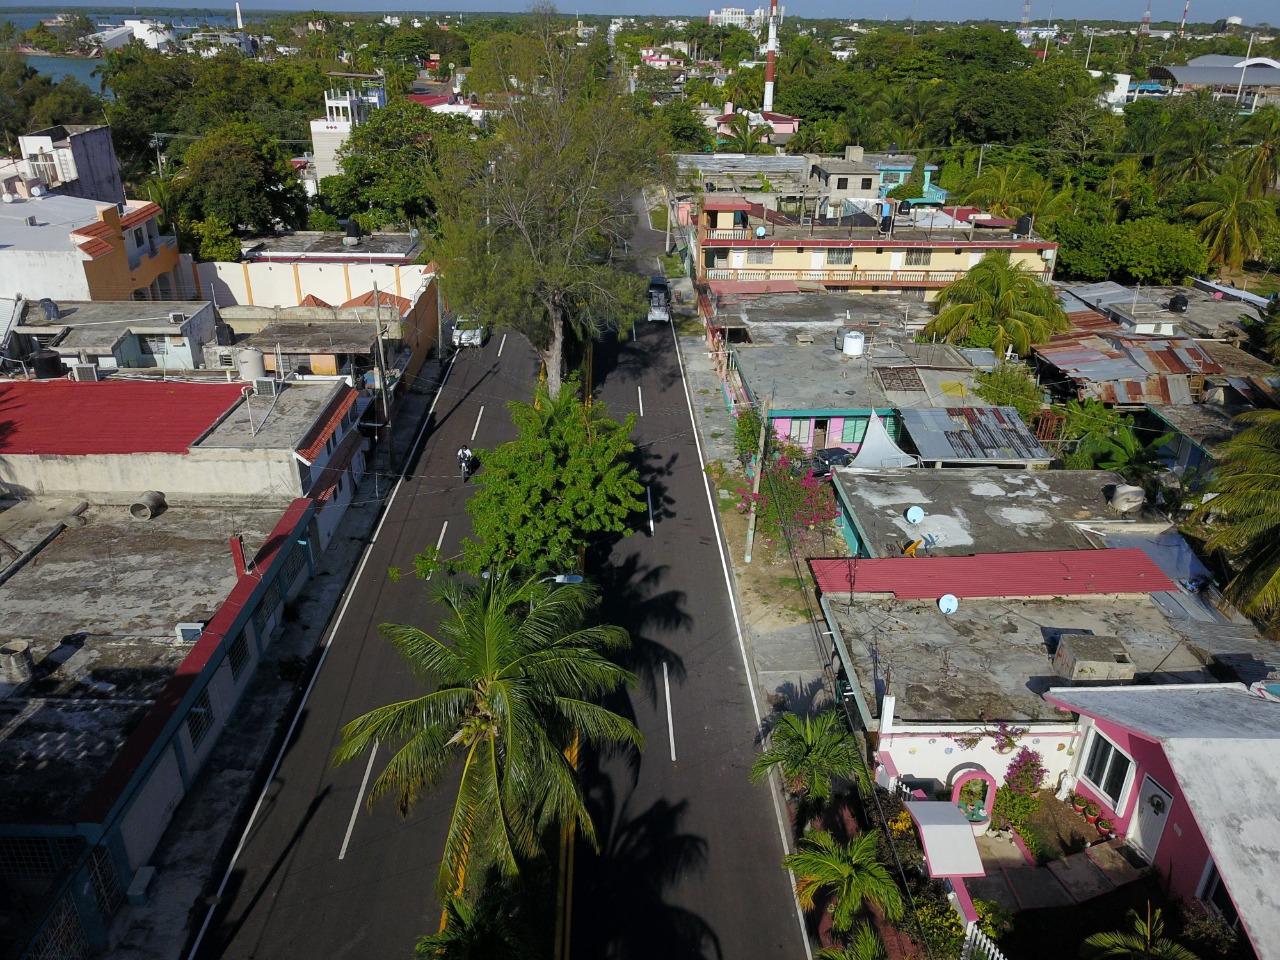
xmin=707 ymin=228 xmax=751 ymax=240
xmin=704 ymin=266 xmax=1054 ymax=287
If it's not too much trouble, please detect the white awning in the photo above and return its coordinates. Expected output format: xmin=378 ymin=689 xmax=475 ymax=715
xmin=847 ymin=412 xmax=917 ymax=470
xmin=905 ymin=801 xmax=985 ymax=878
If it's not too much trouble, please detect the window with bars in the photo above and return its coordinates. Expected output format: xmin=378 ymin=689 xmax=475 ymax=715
xmin=187 ymin=688 xmax=214 ymax=750
xmin=227 ymin=632 xmax=250 ymax=680
xmin=281 ymin=546 xmax=307 ymax=589
xmin=252 ymin=581 xmax=283 ymax=638
xmin=826 ymin=248 xmax=854 ymax=265
xmin=1081 ymin=730 xmax=1132 ymax=808
xmin=746 ymin=248 xmax=773 ymax=265
xmin=905 ymin=249 xmax=933 ymax=266
xmin=88 ymin=846 xmax=123 ymax=919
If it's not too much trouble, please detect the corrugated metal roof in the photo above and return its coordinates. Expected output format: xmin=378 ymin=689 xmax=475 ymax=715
xmin=0 ymin=380 xmax=245 ymax=456
xmin=810 ymin=547 xmax=1174 ymax=599
xmin=899 ymin=406 xmax=1051 ymax=464
xmin=1034 ymin=332 xmax=1222 ymax=405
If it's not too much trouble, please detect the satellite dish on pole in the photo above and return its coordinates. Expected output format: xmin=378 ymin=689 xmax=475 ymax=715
xmin=938 ymin=594 xmax=959 ymax=615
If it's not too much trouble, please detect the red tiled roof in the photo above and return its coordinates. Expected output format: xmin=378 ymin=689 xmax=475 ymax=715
xmin=407 ymin=93 xmax=450 ymax=108
xmin=299 ymin=293 xmax=332 ymax=307
xmin=340 ymin=289 xmax=412 ymax=313
xmin=296 ymin=386 xmax=358 ymax=463
xmin=809 ymin=548 xmax=1174 ymax=599
xmin=0 ymin=381 xmax=245 ymax=456
xmin=79 ymin=498 xmax=315 ymax=823
xmin=760 ymin=110 xmax=798 ymax=122
xmin=703 ymin=196 xmax=753 ymax=211
xmin=118 ymin=201 xmax=162 ymax=229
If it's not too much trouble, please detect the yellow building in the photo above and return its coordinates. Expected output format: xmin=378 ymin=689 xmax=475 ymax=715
xmin=695 ymin=195 xmax=1056 ymax=301
xmin=0 ymin=193 xmax=181 ymax=302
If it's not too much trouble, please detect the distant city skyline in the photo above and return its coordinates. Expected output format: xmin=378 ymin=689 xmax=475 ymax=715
xmin=4 ymin=0 xmax=1272 ymax=28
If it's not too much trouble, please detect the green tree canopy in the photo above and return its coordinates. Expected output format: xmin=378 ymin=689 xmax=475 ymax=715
xmin=924 ymin=251 xmax=1070 ymax=356
xmin=1185 ymin=172 xmax=1277 ymax=271
xmin=749 ymin=710 xmax=862 ymax=804
xmin=974 ymin=363 xmax=1043 ymax=422
xmin=172 ymin=121 xmax=306 ymax=233
xmin=464 ymin=378 xmax=644 ymax=575
xmin=784 ymin=831 xmax=904 ymax=934
xmin=334 ymin=575 xmax=640 ymax=898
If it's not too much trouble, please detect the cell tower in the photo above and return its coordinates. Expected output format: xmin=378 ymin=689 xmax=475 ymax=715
xmin=762 ymin=0 xmax=780 ymax=113
xmin=1140 ymin=0 xmax=1152 ymax=35
xmin=1021 ymin=0 xmax=1032 ymax=29
xmin=1178 ymin=0 xmax=1191 ymax=36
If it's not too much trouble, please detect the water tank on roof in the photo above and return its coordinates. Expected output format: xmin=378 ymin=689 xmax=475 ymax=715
xmin=0 ymin=640 xmax=33 ymax=686
xmin=238 ymin=347 xmax=267 ymax=382
xmin=1169 ymin=294 xmax=1189 ymax=313
xmin=841 ymin=330 xmax=866 ymax=357
xmin=878 ymin=215 xmax=892 ymax=234
xmin=1109 ymin=484 xmax=1146 ymax=513
xmin=38 ymin=298 xmax=59 ymax=322
xmin=29 ymin=350 xmax=63 ymax=379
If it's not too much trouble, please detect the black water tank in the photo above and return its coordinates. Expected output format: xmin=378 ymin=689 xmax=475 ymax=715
xmin=1015 ymin=214 xmax=1033 ymax=237
xmin=29 ymin=350 xmax=64 ymax=379
xmin=1169 ymin=294 xmax=1189 ymax=313
xmin=899 ymin=200 xmax=912 ymax=214
xmin=879 ymin=215 xmax=892 ymax=233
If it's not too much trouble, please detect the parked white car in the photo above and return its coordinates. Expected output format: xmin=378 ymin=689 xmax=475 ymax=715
xmin=452 ymin=318 xmax=486 ymax=348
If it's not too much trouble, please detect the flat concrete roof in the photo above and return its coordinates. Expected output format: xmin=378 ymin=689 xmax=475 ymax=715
xmin=241 ymin=230 xmax=421 ymax=259
xmin=833 ymin=468 xmax=1127 ymax=558
xmin=1059 ymin=280 xmax=1260 ymax=338
xmin=726 ymin=294 xmax=979 ymax=413
xmin=240 ymin=322 xmax=377 ymax=355
xmin=14 ymin=299 xmax=212 ymax=351
xmin=0 ymin=193 xmax=106 ymax=252
xmin=826 ymin=593 xmax=1212 ymax=724
xmin=196 ymin=379 xmax=345 ymax=452
xmin=0 ymin=498 xmax=285 ymax=822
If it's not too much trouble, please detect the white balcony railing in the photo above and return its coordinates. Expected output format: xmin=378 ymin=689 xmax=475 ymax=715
xmin=704 ymin=267 xmax=1052 ymax=285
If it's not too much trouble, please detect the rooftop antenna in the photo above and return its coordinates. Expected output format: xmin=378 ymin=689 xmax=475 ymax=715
xmin=1139 ymin=0 xmax=1152 ymax=42
xmin=762 ymin=0 xmax=780 ymax=113
xmin=1021 ymin=0 xmax=1032 ymax=30
xmin=1178 ymin=0 xmax=1190 ymax=36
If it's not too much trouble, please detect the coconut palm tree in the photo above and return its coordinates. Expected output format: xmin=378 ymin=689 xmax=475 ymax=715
xmin=961 ymin=165 xmax=1041 ymax=218
xmin=817 ymin=922 xmax=886 ymax=960
xmin=1081 ymin=904 xmax=1197 ymax=960
xmin=1191 ymin=408 xmax=1280 ymax=617
xmin=784 ymin=830 xmax=905 ymax=934
xmin=750 ymin=710 xmax=863 ymax=805
xmin=782 ymin=34 xmax=823 ymax=78
xmin=1158 ymin=120 xmax=1227 ymax=186
xmin=923 ymin=251 xmax=1070 ymax=357
xmin=333 ymin=575 xmax=642 ymax=898
xmin=1185 ymin=172 xmax=1277 ymax=270
xmin=1238 ymin=105 xmax=1280 ymax=198
xmin=416 ymin=885 xmax=529 ymax=959
xmin=721 ymin=113 xmax=773 ymax=154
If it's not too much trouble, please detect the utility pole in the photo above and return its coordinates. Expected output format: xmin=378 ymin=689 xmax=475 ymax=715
xmin=371 ymin=282 xmax=392 ymax=494
xmin=1235 ymin=32 xmax=1255 ymax=106
xmin=976 ymin=143 xmax=988 ymax=179
xmin=743 ymin=391 xmax=773 ymax=564
xmin=1084 ymin=28 xmax=1095 ymax=69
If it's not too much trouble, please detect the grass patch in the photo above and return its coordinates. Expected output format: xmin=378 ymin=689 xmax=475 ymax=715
xmin=675 ymin=315 xmax=704 ymax=337
xmin=649 ymin=205 xmax=669 ymax=230
xmin=659 ymin=252 xmax=684 ymax=278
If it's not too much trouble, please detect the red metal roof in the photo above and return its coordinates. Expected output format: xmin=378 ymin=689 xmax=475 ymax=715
xmin=79 ymin=498 xmax=315 ymax=823
xmin=703 ymin=196 xmax=753 ymax=212
xmin=810 ymin=548 xmax=1174 ymax=599
xmin=296 ymin=386 xmax=358 ymax=463
xmin=0 ymin=380 xmax=246 ymax=456
xmin=406 ymin=93 xmax=450 ymax=108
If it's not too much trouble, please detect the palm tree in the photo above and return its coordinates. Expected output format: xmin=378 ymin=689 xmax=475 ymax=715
xmin=786 ymin=127 xmax=824 ymax=155
xmin=333 ymin=575 xmax=642 ymax=898
xmin=782 ymin=34 xmax=823 ymax=78
xmin=1190 ymin=408 xmax=1280 ymax=616
xmin=416 ymin=887 xmax=527 ymax=959
xmin=1076 ymin=422 xmax=1170 ymax=485
xmin=1185 ymin=172 xmax=1277 ymax=270
xmin=817 ymin=922 xmax=886 ymax=960
xmin=721 ymin=113 xmax=772 ymax=154
xmin=924 ymin=251 xmax=1070 ymax=357
xmin=1081 ymin=904 xmax=1197 ymax=960
xmin=784 ymin=830 xmax=904 ymax=934
xmin=749 ymin=710 xmax=862 ymax=805
xmin=961 ymin=165 xmax=1041 ymax=218
xmin=1158 ymin=120 xmax=1227 ymax=186
xmin=1238 ymin=105 xmax=1280 ymax=198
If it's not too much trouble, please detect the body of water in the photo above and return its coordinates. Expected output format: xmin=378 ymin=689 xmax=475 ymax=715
xmin=21 ymin=51 xmax=106 ymax=90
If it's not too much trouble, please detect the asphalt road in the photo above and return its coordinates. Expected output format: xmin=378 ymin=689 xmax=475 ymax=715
xmin=567 ymin=207 xmax=806 ymax=959
xmin=194 ymin=331 xmax=543 ymax=960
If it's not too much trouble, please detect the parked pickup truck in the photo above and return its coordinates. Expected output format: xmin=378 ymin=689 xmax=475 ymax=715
xmin=452 ymin=318 xmax=486 ymax=348
xmin=646 ymin=276 xmax=671 ymax=323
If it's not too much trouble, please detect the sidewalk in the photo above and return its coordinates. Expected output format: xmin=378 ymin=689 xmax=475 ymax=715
xmin=108 ymin=369 xmax=444 ymax=959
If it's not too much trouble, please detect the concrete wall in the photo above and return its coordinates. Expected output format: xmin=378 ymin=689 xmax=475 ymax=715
xmin=880 ymin=721 xmax=1078 ymax=796
xmin=118 ymin=744 xmax=183 ymax=871
xmin=0 ymin=250 xmax=92 ymax=300
xmin=0 ymin=448 xmax=303 ymax=501
xmin=184 ymin=257 xmax=433 ymax=310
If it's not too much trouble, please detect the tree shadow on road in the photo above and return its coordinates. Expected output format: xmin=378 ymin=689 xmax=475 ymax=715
xmin=589 ymin=323 xmax=683 ymax=395
xmin=571 ymin=762 xmax=722 ymax=960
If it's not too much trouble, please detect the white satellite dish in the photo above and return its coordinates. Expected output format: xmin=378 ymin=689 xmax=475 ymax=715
xmin=755 ymin=226 xmax=767 ymax=238
xmin=905 ymin=505 xmax=925 ymax=524
xmin=938 ymin=594 xmax=959 ymax=615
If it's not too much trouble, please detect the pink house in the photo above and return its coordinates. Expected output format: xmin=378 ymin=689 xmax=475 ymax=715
xmin=1046 ymin=684 xmax=1280 ymax=959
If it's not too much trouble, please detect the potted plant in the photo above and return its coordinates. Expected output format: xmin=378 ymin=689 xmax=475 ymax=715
xmin=1084 ymin=802 xmax=1101 ymax=824
xmin=1096 ymin=817 xmax=1114 ymax=837
xmin=1071 ymin=793 xmax=1088 ymax=814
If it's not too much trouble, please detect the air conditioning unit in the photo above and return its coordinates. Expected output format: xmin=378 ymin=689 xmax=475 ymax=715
xmin=253 ymin=377 xmax=279 ymax=398
xmin=1053 ymin=635 xmax=1136 ymax=684
xmin=70 ymin=363 xmax=98 ymax=382
xmin=168 ymin=312 xmax=186 ymax=324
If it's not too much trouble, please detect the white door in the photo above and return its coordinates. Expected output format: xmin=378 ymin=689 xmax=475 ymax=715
xmin=1129 ymin=775 xmax=1174 ymax=863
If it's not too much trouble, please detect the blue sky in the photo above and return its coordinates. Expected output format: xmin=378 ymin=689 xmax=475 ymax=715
xmin=9 ymin=0 xmax=1272 ymax=26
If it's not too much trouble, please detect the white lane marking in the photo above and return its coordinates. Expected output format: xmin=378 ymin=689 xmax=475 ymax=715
xmin=668 ymin=323 xmax=813 ymax=960
xmin=662 ymin=661 xmax=677 ymax=763
xmin=637 ymin=386 xmax=644 ymax=417
xmin=497 ymin=333 xmax=507 ymax=358
xmin=646 ymin=485 xmax=654 ymax=536
xmin=470 ymin=405 xmax=485 ymax=443
xmin=631 ymin=325 xmax=636 ymax=341
xmin=338 ymin=742 xmax=379 ymax=860
xmin=426 ymin=520 xmax=448 ymax=581
xmin=186 ymin=352 xmax=458 ymax=960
